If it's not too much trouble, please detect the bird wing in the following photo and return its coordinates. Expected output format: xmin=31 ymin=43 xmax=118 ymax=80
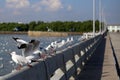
xmin=12 ymin=37 xmax=28 ymax=45
xmin=32 ymin=40 xmax=40 ymax=51
xmin=23 ymin=43 xmax=34 ymax=57
xmin=17 ymin=44 xmax=27 ymax=49
xmin=17 ymin=39 xmax=28 ymax=44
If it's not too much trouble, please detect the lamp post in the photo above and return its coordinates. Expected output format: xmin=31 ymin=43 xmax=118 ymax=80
xmin=99 ymin=0 xmax=101 ymax=33
xmin=93 ymin=0 xmax=95 ymax=37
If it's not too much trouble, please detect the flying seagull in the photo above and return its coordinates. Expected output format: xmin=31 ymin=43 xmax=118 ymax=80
xmin=12 ymin=37 xmax=41 ymax=61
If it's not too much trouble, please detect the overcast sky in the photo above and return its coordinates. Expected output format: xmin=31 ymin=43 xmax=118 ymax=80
xmin=0 ymin=0 xmax=120 ymax=24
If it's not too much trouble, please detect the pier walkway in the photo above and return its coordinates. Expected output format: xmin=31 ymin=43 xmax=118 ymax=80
xmin=109 ymin=33 xmax=120 ymax=78
xmin=78 ymin=33 xmax=119 ymax=80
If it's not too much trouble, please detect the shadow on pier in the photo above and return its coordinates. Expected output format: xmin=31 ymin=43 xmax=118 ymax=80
xmin=78 ymin=37 xmax=106 ymax=80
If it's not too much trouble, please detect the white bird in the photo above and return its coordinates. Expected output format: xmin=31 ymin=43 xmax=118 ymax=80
xmin=39 ymin=47 xmax=49 ymax=59
xmin=55 ymin=40 xmax=66 ymax=48
xmin=18 ymin=42 xmax=41 ymax=61
xmin=67 ymin=37 xmax=73 ymax=43
xmin=50 ymin=41 xmax=57 ymax=49
xmin=78 ymin=36 xmax=85 ymax=41
xmin=12 ymin=37 xmax=41 ymax=61
xmin=9 ymin=51 xmax=32 ymax=70
xmin=45 ymin=44 xmax=56 ymax=55
xmin=66 ymin=37 xmax=70 ymax=43
xmin=70 ymin=37 xmax=73 ymax=42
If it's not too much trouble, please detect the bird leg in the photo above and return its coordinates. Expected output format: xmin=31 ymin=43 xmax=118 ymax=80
xmin=16 ymin=64 xmax=22 ymax=70
xmin=41 ymin=54 xmax=47 ymax=60
xmin=27 ymin=64 xmax=33 ymax=68
xmin=49 ymin=50 xmax=56 ymax=56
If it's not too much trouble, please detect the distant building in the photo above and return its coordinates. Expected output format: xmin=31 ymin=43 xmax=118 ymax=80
xmin=18 ymin=22 xmax=23 ymax=24
xmin=107 ymin=24 xmax=120 ymax=32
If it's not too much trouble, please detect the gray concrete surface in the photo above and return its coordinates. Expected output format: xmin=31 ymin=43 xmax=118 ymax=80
xmin=109 ymin=33 xmax=120 ymax=65
xmin=109 ymin=32 xmax=120 ymax=78
xmin=78 ymin=33 xmax=119 ymax=80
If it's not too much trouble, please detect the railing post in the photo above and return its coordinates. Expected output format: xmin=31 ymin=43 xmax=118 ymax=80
xmin=62 ymin=54 xmax=68 ymax=80
xmin=43 ymin=61 xmax=50 ymax=80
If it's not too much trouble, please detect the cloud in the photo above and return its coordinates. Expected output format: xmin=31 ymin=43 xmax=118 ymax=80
xmin=32 ymin=0 xmax=63 ymax=12
xmin=13 ymin=10 xmax=21 ymax=15
xmin=41 ymin=0 xmax=63 ymax=11
xmin=6 ymin=0 xmax=30 ymax=9
xmin=31 ymin=2 xmax=42 ymax=12
xmin=67 ymin=5 xmax=72 ymax=11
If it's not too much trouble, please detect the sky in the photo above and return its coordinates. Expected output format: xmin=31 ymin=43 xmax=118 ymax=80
xmin=0 ymin=0 xmax=120 ymax=24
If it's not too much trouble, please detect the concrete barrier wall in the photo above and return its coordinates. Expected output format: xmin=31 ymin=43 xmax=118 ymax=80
xmin=0 ymin=33 xmax=104 ymax=80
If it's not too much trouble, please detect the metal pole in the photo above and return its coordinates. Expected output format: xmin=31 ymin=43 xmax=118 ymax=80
xmin=101 ymin=8 xmax=104 ymax=32
xmin=99 ymin=0 xmax=101 ymax=33
xmin=93 ymin=0 xmax=95 ymax=37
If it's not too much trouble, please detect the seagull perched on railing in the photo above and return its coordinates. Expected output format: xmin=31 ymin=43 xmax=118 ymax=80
xmin=50 ymin=40 xmax=67 ymax=51
xmin=66 ymin=37 xmax=73 ymax=43
xmin=45 ymin=44 xmax=56 ymax=56
xmin=9 ymin=51 xmax=32 ymax=70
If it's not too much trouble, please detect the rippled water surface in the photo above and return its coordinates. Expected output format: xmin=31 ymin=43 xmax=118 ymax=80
xmin=0 ymin=34 xmax=81 ymax=76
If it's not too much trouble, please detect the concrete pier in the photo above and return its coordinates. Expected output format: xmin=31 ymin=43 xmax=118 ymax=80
xmin=0 ymin=32 xmax=119 ymax=80
xmin=78 ymin=33 xmax=119 ymax=80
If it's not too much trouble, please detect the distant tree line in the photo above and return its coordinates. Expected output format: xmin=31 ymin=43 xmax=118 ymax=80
xmin=0 ymin=20 xmax=102 ymax=32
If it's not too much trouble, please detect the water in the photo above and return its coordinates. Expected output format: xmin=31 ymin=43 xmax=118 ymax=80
xmin=0 ymin=34 xmax=81 ymax=76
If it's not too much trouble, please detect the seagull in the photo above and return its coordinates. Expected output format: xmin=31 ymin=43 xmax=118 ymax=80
xmin=45 ymin=44 xmax=56 ymax=56
xmin=9 ymin=51 xmax=32 ymax=70
xmin=12 ymin=37 xmax=42 ymax=61
xmin=39 ymin=47 xmax=48 ymax=59
xmin=57 ymin=40 xmax=66 ymax=48
xmin=67 ymin=37 xmax=73 ymax=42
xmin=50 ymin=40 xmax=66 ymax=51
xmin=18 ymin=42 xmax=41 ymax=61
xmin=70 ymin=37 xmax=73 ymax=42
xmin=50 ymin=41 xmax=58 ymax=49
xmin=66 ymin=37 xmax=70 ymax=43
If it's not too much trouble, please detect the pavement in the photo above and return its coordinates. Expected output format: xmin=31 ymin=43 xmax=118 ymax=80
xmin=78 ymin=33 xmax=119 ymax=80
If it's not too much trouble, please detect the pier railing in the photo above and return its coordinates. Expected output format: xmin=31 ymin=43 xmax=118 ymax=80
xmin=0 ymin=32 xmax=106 ymax=80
